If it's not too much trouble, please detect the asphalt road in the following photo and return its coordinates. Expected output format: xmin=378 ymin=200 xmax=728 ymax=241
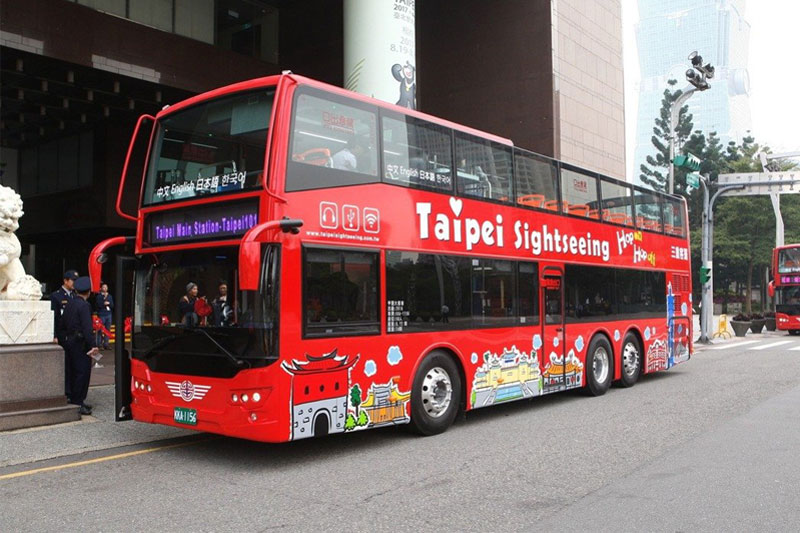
xmin=3 ymin=335 xmax=800 ymax=532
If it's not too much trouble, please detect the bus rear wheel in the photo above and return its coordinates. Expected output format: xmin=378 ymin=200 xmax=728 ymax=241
xmin=789 ymin=330 xmax=800 ymax=336
xmin=409 ymin=351 xmax=462 ymax=436
xmin=585 ymin=335 xmax=613 ymax=396
xmin=618 ymin=333 xmax=642 ymax=388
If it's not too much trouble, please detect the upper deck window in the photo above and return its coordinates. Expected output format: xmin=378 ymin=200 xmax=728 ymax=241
xmin=662 ymin=196 xmax=687 ymax=237
xmin=455 ymin=133 xmax=513 ymax=203
xmin=514 ymin=150 xmax=558 ymax=210
xmin=143 ymin=89 xmax=273 ymax=206
xmin=559 ymin=166 xmax=599 ymax=217
xmin=600 ymin=179 xmax=634 ymax=227
xmin=286 ymin=90 xmax=379 ymax=191
xmin=381 ymin=114 xmax=453 ymax=192
xmin=633 ymin=188 xmax=664 ymax=233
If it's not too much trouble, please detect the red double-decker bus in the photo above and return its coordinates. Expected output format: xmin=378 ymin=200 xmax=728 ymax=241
xmin=92 ymin=73 xmax=692 ymax=442
xmin=770 ymin=244 xmax=800 ymax=334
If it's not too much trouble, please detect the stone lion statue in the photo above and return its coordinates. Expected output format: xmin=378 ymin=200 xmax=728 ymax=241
xmin=0 ymin=185 xmax=42 ymax=300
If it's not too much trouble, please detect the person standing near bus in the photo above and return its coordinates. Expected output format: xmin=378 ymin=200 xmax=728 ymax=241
xmin=51 ymin=269 xmax=78 ymax=396
xmin=95 ymin=282 xmax=113 ymax=349
xmin=61 ymin=276 xmax=100 ymax=415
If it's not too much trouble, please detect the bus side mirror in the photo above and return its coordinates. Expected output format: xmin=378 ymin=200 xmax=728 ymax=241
xmin=768 ymin=281 xmax=775 ymax=298
xmin=239 ymin=219 xmax=303 ymax=291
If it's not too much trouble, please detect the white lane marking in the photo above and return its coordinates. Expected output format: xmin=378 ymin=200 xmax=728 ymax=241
xmin=710 ymin=340 xmax=759 ymax=350
xmin=789 ymin=344 xmax=800 ymax=351
xmin=749 ymin=341 xmax=794 ymax=351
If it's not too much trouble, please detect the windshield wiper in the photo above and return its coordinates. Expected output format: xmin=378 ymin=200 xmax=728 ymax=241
xmin=190 ymin=327 xmax=250 ymax=369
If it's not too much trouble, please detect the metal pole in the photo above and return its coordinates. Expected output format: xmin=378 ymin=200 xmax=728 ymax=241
xmin=668 ymin=86 xmax=696 ymax=195
xmin=699 ymin=176 xmax=712 ymax=343
xmin=770 ymin=193 xmax=784 ymax=248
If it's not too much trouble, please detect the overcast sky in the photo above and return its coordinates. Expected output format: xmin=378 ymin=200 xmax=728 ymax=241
xmin=622 ymin=0 xmax=800 ymax=177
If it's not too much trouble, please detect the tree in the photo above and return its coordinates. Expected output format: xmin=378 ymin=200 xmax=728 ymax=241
xmin=349 ymin=384 xmax=362 ymax=416
xmin=639 ymin=79 xmax=694 ymax=193
xmin=712 ymin=135 xmax=800 ymax=313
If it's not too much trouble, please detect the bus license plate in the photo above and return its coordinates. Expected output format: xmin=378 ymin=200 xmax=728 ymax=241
xmin=174 ymin=407 xmax=197 ymax=426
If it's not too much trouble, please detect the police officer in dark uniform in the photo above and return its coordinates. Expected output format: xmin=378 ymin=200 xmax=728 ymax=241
xmin=51 ymin=269 xmax=78 ymax=397
xmin=60 ymin=276 xmax=99 ymax=415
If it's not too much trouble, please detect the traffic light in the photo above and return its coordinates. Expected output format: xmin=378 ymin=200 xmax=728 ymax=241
xmin=673 ymin=153 xmax=701 ymax=171
xmin=699 ymin=266 xmax=711 ymax=284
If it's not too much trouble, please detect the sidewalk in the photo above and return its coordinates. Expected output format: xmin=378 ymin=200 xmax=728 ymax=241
xmin=1 ymin=344 xmax=194 ymax=469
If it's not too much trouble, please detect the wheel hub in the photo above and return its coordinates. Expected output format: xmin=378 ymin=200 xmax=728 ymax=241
xmin=593 ymin=347 xmax=609 ymax=383
xmin=420 ymin=366 xmax=452 ymax=418
xmin=622 ymin=342 xmax=639 ymax=377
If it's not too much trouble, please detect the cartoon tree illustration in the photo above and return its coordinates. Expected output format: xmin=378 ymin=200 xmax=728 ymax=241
xmin=345 ymin=414 xmax=356 ymax=431
xmin=350 ymin=384 xmax=362 ymax=416
xmin=357 ymin=411 xmax=369 ymax=427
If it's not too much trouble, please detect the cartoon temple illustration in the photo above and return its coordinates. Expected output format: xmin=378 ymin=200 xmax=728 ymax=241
xmin=472 ymin=347 xmax=542 ymax=408
xmin=360 ymin=377 xmax=411 ymax=427
xmin=282 ymin=349 xmax=358 ymax=440
xmin=541 ymin=350 xmax=584 ymax=394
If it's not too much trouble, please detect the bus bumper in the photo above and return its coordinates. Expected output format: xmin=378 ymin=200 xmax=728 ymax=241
xmin=129 ymin=359 xmax=290 ymax=443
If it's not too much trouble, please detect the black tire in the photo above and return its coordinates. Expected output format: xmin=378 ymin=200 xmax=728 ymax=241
xmin=409 ymin=351 xmax=462 ymax=436
xmin=789 ymin=330 xmax=800 ymax=336
xmin=584 ymin=335 xmax=613 ymax=396
xmin=618 ymin=332 xmax=642 ymax=388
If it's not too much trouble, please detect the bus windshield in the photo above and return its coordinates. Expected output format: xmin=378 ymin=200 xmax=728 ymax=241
xmin=778 ymin=248 xmax=800 ymax=274
xmin=142 ymin=88 xmax=275 ymax=206
xmin=132 ymin=247 xmax=278 ymax=377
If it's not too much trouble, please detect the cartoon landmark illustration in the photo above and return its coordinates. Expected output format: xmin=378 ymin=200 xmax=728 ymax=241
xmin=471 ymin=347 xmax=542 ymax=408
xmin=282 ymin=349 xmax=358 ymax=440
xmin=541 ymin=350 xmax=584 ymax=394
xmin=646 ymin=338 xmax=668 ymax=373
xmin=360 ymin=377 xmax=411 ymax=427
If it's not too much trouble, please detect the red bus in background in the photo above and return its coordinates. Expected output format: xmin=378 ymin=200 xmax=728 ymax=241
xmin=771 ymin=244 xmax=800 ymax=334
xmin=92 ymin=73 xmax=692 ymax=442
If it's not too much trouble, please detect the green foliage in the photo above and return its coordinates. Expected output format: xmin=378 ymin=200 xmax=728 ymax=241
xmin=357 ymin=411 xmax=369 ymax=426
xmin=345 ymin=413 xmax=356 ymax=431
xmin=349 ymin=384 xmax=362 ymax=415
xmin=639 ymin=79 xmax=694 ymax=193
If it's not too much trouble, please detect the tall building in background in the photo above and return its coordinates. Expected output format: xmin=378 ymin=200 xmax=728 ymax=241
xmin=633 ymin=0 xmax=751 ymax=186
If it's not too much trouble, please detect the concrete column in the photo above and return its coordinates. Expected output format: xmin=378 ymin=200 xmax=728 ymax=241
xmin=344 ymin=0 xmax=417 ymax=109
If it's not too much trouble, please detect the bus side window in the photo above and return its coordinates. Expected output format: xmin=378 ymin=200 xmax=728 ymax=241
xmin=455 ymin=133 xmax=513 ymax=203
xmin=514 ymin=150 xmax=558 ymax=210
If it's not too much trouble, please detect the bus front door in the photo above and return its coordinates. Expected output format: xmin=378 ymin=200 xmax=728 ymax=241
xmin=541 ymin=268 xmax=566 ymax=394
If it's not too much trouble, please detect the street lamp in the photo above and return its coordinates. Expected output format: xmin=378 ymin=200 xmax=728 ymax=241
xmin=668 ymin=51 xmax=714 ymax=194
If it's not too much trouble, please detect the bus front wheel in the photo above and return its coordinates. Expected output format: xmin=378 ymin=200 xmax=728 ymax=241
xmin=585 ymin=335 xmax=613 ymax=396
xmin=409 ymin=351 xmax=462 ymax=436
xmin=789 ymin=330 xmax=800 ymax=336
xmin=618 ymin=332 xmax=642 ymax=388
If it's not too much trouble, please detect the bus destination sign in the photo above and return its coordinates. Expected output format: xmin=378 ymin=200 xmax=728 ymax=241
xmin=780 ymin=275 xmax=800 ymax=284
xmin=147 ymin=199 xmax=259 ymax=246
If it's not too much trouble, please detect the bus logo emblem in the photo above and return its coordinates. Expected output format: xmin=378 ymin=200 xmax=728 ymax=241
xmin=166 ymin=380 xmax=211 ymax=402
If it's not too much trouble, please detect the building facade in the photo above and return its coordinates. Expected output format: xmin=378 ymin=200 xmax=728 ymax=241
xmin=1 ymin=0 xmax=626 ymax=288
